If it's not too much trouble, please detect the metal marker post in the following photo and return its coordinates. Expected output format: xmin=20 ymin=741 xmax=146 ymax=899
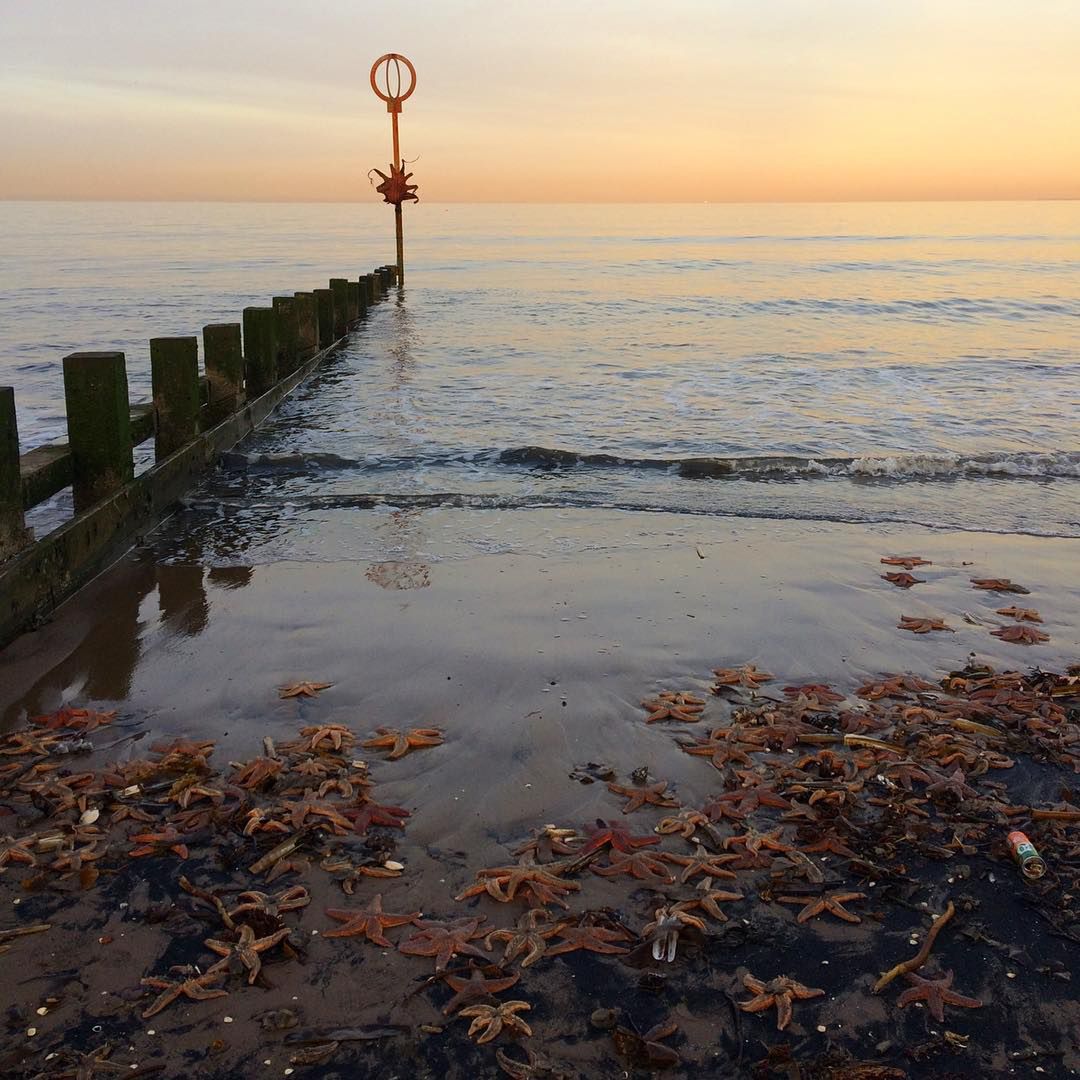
xmin=370 ymin=53 xmax=418 ymax=286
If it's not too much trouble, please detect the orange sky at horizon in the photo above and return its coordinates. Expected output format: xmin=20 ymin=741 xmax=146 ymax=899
xmin=1 ymin=1 xmax=1078 ymax=204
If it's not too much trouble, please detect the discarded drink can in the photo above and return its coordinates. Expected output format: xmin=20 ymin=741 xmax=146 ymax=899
xmin=1007 ymin=830 xmax=1046 ymax=879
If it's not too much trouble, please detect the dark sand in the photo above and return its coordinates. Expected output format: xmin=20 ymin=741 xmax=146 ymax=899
xmin=1 ymin=509 xmax=1079 ymax=1078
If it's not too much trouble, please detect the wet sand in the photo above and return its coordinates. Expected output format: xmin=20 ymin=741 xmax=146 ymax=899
xmin=1 ymin=509 xmax=1079 ymax=1078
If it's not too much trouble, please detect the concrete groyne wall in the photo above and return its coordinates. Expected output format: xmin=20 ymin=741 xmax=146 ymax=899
xmin=0 ymin=264 xmax=397 ymax=648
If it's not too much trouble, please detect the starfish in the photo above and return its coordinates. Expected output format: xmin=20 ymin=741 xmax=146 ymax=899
xmin=699 ymin=793 xmax=748 ymax=823
xmin=128 ymin=825 xmax=190 ymax=859
xmin=546 ymin=922 xmax=633 ymax=957
xmin=996 ymin=606 xmax=1042 ymax=623
xmin=783 ymin=684 xmax=845 ymax=705
xmin=278 ymin=791 xmax=352 ymax=834
xmin=882 ymin=571 xmax=925 ymax=588
xmin=581 ymin=819 xmax=660 ymax=855
xmin=512 ymin=825 xmax=582 ymax=862
xmin=881 ymin=555 xmax=932 ymax=569
xmin=323 ymin=894 xmax=422 ymax=946
xmin=712 ymin=663 xmax=773 ymax=690
xmin=642 ymin=903 xmax=707 ymax=962
xmin=140 ymin=970 xmax=228 ymax=1018
xmin=723 ymin=826 xmax=792 ymax=856
xmin=689 ymin=878 xmax=745 ymax=922
xmin=361 ymin=727 xmax=444 ymax=759
xmin=230 ymin=756 xmax=285 ymax=789
xmin=679 ymin=730 xmax=754 ymax=770
xmin=441 ymin=964 xmax=522 ymax=1015
xmin=204 ymin=923 xmax=290 ymax=983
xmin=485 ymin=910 xmax=564 ymax=968
xmin=925 ymin=767 xmax=978 ymax=801
xmin=32 ymin=706 xmax=116 ymax=732
xmin=344 ymin=799 xmax=411 ymax=833
xmin=641 ymin=691 xmax=706 ymax=723
xmin=459 ymin=1001 xmax=531 ymax=1044
xmin=855 ymin=674 xmax=936 ymax=700
xmin=495 ymin=1047 xmax=572 ymax=1079
xmin=654 ymin=808 xmax=713 ymax=840
xmin=612 ymin=1018 xmax=681 ymax=1069
xmin=799 ymin=834 xmax=859 ymax=858
xmin=291 ymin=756 xmax=333 ymax=780
xmin=714 ymin=781 xmax=792 ymax=815
xmin=607 ymin=780 xmax=680 ymax=814
xmin=150 ymin=738 xmax=216 ymax=771
xmin=991 ymin=624 xmax=1049 ymax=645
xmin=0 ymin=834 xmax=38 ymax=869
xmin=229 ymin=886 xmax=310 ymax=920
xmin=896 ymin=969 xmax=983 ymax=1022
xmin=898 ymin=615 xmax=953 ymax=634
xmin=971 ymin=578 xmax=1029 ymax=594
xmin=47 ymin=1042 xmax=135 ymax=1077
xmin=663 ymin=844 xmax=739 ymax=883
xmin=172 ymin=781 xmax=226 ymax=809
xmin=294 ymin=724 xmax=354 ymax=752
xmin=265 ymin=856 xmax=311 ymax=882
xmin=738 ymin=973 xmax=824 ymax=1030
xmin=398 ymin=917 xmax=489 ymax=971
xmin=279 ymin=680 xmax=333 ymax=699
xmin=1 ymin=730 xmax=60 ymax=757
xmin=777 ymin=890 xmax=866 ymax=923
xmin=456 ymin=862 xmax=579 ymax=904
xmin=591 ymin=849 xmax=676 ymax=885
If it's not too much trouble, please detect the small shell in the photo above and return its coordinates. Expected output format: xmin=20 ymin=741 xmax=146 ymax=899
xmin=80 ymin=808 xmax=101 ymax=826
xmin=383 ymin=860 xmax=405 ymax=872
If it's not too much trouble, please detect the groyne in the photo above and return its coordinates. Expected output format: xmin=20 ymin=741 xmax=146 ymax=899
xmin=0 ymin=264 xmax=397 ymax=647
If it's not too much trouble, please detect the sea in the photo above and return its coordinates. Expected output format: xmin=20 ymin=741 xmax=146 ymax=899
xmin=1 ymin=200 xmax=1078 ymax=544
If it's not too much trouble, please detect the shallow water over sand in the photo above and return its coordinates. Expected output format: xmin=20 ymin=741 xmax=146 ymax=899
xmin=4 ymin=201 xmax=1079 ymax=540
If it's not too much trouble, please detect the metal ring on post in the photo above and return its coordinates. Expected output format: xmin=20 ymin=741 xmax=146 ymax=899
xmin=370 ymin=54 xmax=417 ymax=113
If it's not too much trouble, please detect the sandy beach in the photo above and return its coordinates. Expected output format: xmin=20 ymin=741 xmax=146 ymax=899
xmin=2 ymin=508 xmax=1078 ymax=1077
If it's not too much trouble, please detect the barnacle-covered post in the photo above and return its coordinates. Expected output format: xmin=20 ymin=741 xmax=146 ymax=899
xmin=370 ymin=53 xmax=418 ymax=286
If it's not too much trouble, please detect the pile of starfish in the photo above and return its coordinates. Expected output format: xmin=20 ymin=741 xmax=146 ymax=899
xmin=3 ymin=653 xmax=1080 ymax=1075
xmin=0 ymin=683 xmax=447 ymax=1070
xmin=432 ymin=657 xmax=1079 ymax=1071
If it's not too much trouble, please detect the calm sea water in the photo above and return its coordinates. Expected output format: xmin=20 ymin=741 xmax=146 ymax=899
xmin=2 ymin=201 xmax=1078 ymax=542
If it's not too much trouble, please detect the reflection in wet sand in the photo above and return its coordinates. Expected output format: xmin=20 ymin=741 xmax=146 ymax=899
xmin=365 ymin=560 xmax=431 ymax=590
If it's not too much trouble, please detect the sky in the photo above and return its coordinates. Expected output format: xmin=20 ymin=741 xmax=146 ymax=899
xmin=0 ymin=0 xmax=1078 ymax=203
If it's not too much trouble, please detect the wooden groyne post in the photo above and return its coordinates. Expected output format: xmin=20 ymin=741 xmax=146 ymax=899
xmin=0 ymin=263 xmax=395 ymax=648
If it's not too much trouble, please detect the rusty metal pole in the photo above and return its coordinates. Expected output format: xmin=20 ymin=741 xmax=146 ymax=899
xmin=370 ymin=54 xmax=417 ymax=288
xmin=392 ymin=110 xmax=405 ymax=285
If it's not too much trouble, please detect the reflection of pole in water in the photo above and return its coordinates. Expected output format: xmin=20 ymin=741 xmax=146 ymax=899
xmin=370 ymin=54 xmax=418 ymax=286
xmin=365 ymin=508 xmax=431 ymax=591
xmin=157 ymin=564 xmax=209 ymax=638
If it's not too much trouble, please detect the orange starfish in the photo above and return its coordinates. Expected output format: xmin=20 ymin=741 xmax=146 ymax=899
xmin=971 ymin=577 xmax=1029 ymax=594
xmin=991 ymin=625 xmax=1049 ymax=645
xmin=881 ymin=571 xmax=924 ymax=588
xmin=278 ymin=681 xmax=333 ymax=699
xmin=881 ymin=555 xmax=931 ymax=569
xmin=712 ymin=663 xmax=773 ymax=690
xmin=996 ymin=606 xmax=1042 ymax=623
xmin=361 ymin=727 xmax=444 ymax=759
xmin=896 ymin=969 xmax=983 ymax=1021
xmin=898 ymin=615 xmax=953 ymax=634
xmin=324 ymin=894 xmax=422 ymax=946
xmin=641 ymin=691 xmax=705 ymax=723
xmin=607 ymin=780 xmax=680 ymax=814
xmin=777 ymin=890 xmax=866 ymax=924
xmin=738 ymin=973 xmax=824 ymax=1030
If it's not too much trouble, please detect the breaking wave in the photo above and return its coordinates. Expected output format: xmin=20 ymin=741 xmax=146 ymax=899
xmin=223 ymin=447 xmax=1080 ymax=483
